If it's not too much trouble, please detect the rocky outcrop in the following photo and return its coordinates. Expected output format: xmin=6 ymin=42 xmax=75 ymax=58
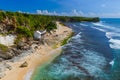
xmin=0 ymin=73 xmax=5 ymax=79
xmin=0 ymin=35 xmax=16 ymax=46
xmin=0 ymin=50 xmax=13 ymax=60
xmin=0 ymin=62 xmax=12 ymax=79
xmin=19 ymin=61 xmax=28 ymax=68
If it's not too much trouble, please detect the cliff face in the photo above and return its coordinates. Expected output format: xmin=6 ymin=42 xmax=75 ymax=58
xmin=0 ymin=35 xmax=16 ymax=46
xmin=0 ymin=11 xmax=57 ymax=59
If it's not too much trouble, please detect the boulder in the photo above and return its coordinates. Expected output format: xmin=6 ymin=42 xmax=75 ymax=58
xmin=0 ymin=51 xmax=14 ymax=59
xmin=19 ymin=61 xmax=28 ymax=68
xmin=11 ymin=48 xmax=21 ymax=56
xmin=17 ymin=41 xmax=30 ymax=50
xmin=17 ymin=41 xmax=24 ymax=49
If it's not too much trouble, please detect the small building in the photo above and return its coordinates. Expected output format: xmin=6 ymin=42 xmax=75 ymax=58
xmin=34 ymin=30 xmax=46 ymax=40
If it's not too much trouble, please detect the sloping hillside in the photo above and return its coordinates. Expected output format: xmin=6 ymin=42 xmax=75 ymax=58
xmin=0 ymin=11 xmax=99 ymax=59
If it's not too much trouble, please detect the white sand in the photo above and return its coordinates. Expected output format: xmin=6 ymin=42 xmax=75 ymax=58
xmin=1 ymin=22 xmax=73 ymax=80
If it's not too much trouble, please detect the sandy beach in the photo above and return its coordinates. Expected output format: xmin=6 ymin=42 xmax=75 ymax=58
xmin=1 ymin=22 xmax=73 ymax=80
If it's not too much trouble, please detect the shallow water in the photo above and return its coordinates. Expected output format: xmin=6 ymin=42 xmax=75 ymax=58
xmin=32 ymin=18 xmax=120 ymax=80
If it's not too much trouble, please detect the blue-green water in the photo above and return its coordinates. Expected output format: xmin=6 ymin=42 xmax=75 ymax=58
xmin=31 ymin=18 xmax=120 ymax=80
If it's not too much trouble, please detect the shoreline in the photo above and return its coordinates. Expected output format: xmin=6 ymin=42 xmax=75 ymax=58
xmin=27 ymin=47 xmax=63 ymax=80
xmin=1 ymin=22 xmax=73 ymax=80
xmin=24 ymin=69 xmax=34 ymax=80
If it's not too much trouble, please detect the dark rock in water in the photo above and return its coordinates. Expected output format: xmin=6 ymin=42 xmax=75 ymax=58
xmin=19 ymin=61 xmax=28 ymax=68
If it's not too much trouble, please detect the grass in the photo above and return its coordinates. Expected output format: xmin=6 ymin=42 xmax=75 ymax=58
xmin=0 ymin=44 xmax=9 ymax=52
xmin=59 ymin=22 xmax=66 ymax=26
xmin=61 ymin=32 xmax=74 ymax=46
xmin=14 ymin=34 xmax=23 ymax=45
xmin=52 ymin=43 xmax=59 ymax=49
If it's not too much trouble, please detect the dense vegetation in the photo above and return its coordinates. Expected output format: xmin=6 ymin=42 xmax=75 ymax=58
xmin=0 ymin=10 xmax=100 ymax=58
xmin=0 ymin=11 xmax=99 ymax=43
xmin=0 ymin=11 xmax=99 ymax=33
xmin=52 ymin=16 xmax=99 ymax=22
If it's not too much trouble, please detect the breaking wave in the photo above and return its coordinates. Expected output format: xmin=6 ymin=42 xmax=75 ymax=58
xmin=92 ymin=22 xmax=120 ymax=50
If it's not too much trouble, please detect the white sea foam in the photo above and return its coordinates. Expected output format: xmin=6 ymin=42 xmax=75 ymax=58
xmin=92 ymin=22 xmax=105 ymax=27
xmin=70 ymin=32 xmax=82 ymax=43
xmin=92 ymin=22 xmax=120 ymax=33
xmin=72 ymin=32 xmax=81 ymax=39
xmin=73 ymin=24 xmax=77 ymax=27
xmin=91 ymin=26 xmax=106 ymax=32
xmin=92 ymin=22 xmax=120 ymax=49
xmin=80 ymin=23 xmax=88 ymax=26
xmin=109 ymin=39 xmax=120 ymax=49
xmin=92 ymin=26 xmax=120 ymax=39
xmin=106 ymin=32 xmax=120 ymax=39
xmin=109 ymin=59 xmax=114 ymax=66
xmin=24 ymin=69 xmax=34 ymax=80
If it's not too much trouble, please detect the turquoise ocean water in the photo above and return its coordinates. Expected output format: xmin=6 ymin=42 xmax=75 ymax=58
xmin=31 ymin=18 xmax=120 ymax=80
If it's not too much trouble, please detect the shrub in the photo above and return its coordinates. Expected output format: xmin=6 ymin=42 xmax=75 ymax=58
xmin=14 ymin=34 xmax=23 ymax=45
xmin=46 ymin=22 xmax=57 ymax=31
xmin=16 ymin=26 xmax=33 ymax=37
xmin=61 ymin=32 xmax=74 ymax=46
xmin=0 ymin=12 xmax=6 ymax=22
xmin=0 ymin=44 xmax=9 ymax=52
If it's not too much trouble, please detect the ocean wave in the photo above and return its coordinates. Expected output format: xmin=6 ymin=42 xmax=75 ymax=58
xmin=106 ymin=32 xmax=120 ymax=39
xmin=109 ymin=39 xmax=120 ymax=49
xmin=73 ymin=24 xmax=77 ymax=27
xmin=91 ymin=26 xmax=106 ymax=32
xmin=69 ymin=32 xmax=82 ymax=43
xmin=109 ymin=59 xmax=114 ymax=66
xmin=92 ymin=26 xmax=120 ymax=39
xmin=80 ymin=23 xmax=88 ymax=26
xmin=24 ymin=69 xmax=34 ymax=80
xmin=92 ymin=22 xmax=120 ymax=33
xmin=92 ymin=22 xmax=105 ymax=27
xmin=42 ymin=49 xmax=108 ymax=80
xmin=92 ymin=22 xmax=120 ymax=50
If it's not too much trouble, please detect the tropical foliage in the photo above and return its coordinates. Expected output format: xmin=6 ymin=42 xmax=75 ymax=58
xmin=0 ymin=11 xmax=99 ymax=38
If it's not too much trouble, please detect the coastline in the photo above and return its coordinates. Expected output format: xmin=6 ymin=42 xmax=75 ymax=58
xmin=1 ymin=22 xmax=73 ymax=80
xmin=24 ymin=69 xmax=34 ymax=80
